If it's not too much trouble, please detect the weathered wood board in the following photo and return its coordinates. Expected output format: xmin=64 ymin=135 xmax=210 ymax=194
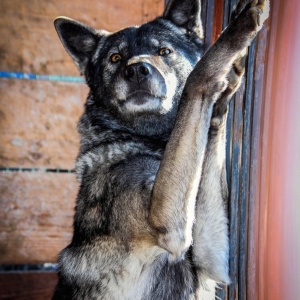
xmin=0 ymin=0 xmax=165 ymax=268
xmin=0 ymin=272 xmax=57 ymax=299
xmin=0 ymin=0 xmax=164 ymax=76
xmin=0 ymin=79 xmax=88 ymax=169
xmin=0 ymin=172 xmax=77 ymax=264
xmin=0 ymin=0 xmax=166 ymax=298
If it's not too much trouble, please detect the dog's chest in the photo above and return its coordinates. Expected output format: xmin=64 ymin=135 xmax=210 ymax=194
xmin=102 ymin=245 xmax=166 ymax=300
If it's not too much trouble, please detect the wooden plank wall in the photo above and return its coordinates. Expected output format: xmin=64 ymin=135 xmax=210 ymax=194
xmin=0 ymin=0 xmax=164 ymax=298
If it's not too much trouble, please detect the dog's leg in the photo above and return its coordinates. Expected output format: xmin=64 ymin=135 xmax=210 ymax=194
xmin=150 ymin=0 xmax=269 ymax=259
xmin=192 ymin=0 xmax=270 ymax=284
xmin=192 ymin=54 xmax=247 ymax=289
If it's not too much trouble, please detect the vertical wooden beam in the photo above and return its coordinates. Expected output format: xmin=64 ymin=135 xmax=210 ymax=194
xmin=247 ymin=26 xmax=268 ymax=300
xmin=228 ymin=78 xmax=245 ymax=300
xmin=238 ymin=39 xmax=256 ymax=300
xmin=212 ymin=0 xmax=224 ymax=42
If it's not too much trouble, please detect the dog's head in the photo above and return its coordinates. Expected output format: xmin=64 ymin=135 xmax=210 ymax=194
xmin=54 ymin=0 xmax=203 ymax=136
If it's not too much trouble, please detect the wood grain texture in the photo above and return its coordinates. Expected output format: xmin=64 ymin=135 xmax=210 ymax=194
xmin=0 ymin=172 xmax=77 ymax=264
xmin=212 ymin=0 xmax=224 ymax=43
xmin=0 ymin=0 xmax=164 ymax=76
xmin=247 ymin=26 xmax=268 ymax=300
xmin=238 ymin=40 xmax=256 ymax=300
xmin=0 ymin=272 xmax=57 ymax=300
xmin=0 ymin=79 xmax=88 ymax=169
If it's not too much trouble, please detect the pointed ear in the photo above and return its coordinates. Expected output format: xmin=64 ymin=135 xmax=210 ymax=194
xmin=54 ymin=17 xmax=101 ymax=74
xmin=163 ymin=0 xmax=203 ymax=40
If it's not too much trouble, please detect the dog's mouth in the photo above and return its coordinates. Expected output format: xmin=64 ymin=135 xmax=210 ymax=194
xmin=114 ymin=69 xmax=170 ymax=114
xmin=126 ymin=90 xmax=163 ymax=104
xmin=117 ymin=89 xmax=166 ymax=114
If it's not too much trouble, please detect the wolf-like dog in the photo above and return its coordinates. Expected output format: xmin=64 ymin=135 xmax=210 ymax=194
xmin=53 ymin=0 xmax=269 ymax=299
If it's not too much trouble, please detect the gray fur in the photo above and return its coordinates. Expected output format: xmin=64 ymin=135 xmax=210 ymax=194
xmin=53 ymin=0 xmax=269 ymax=299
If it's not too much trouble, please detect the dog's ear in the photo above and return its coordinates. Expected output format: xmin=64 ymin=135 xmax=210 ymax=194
xmin=54 ymin=17 xmax=102 ymax=74
xmin=163 ymin=0 xmax=203 ymax=40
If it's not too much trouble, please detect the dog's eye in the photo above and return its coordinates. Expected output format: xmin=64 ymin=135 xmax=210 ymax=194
xmin=158 ymin=48 xmax=172 ymax=56
xmin=110 ymin=53 xmax=122 ymax=63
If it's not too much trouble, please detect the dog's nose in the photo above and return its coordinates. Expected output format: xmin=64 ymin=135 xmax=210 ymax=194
xmin=124 ymin=62 xmax=151 ymax=82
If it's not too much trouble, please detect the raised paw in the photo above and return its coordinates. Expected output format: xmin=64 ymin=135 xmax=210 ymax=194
xmin=209 ymin=48 xmax=247 ymax=131
xmin=231 ymin=0 xmax=270 ymax=34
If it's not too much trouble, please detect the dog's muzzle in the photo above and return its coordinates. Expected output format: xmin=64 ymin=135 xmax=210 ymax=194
xmin=123 ymin=62 xmax=167 ymax=100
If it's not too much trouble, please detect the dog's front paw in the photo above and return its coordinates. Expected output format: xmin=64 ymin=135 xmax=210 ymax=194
xmin=232 ymin=0 xmax=270 ymax=34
